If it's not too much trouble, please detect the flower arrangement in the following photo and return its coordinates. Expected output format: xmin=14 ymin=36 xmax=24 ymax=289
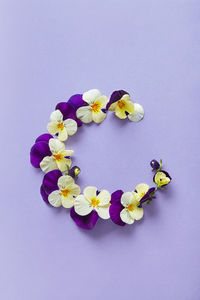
xmin=30 ymin=89 xmax=171 ymax=230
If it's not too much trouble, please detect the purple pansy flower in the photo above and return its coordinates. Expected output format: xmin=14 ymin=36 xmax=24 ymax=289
xmin=106 ymin=90 xmax=128 ymax=110
xmin=70 ymin=207 xmax=99 ymax=230
xmin=30 ymin=134 xmax=53 ymax=168
xmin=109 ymin=190 xmax=126 ymax=226
xmin=56 ymin=94 xmax=87 ymax=127
xmin=40 ymin=169 xmax=62 ymax=203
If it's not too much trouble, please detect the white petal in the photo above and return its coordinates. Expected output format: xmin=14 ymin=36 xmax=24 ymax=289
xmin=96 ymin=205 xmax=110 ymax=219
xmin=84 ymin=186 xmax=97 ymax=201
xmin=70 ymin=184 xmax=81 ymax=196
xmin=131 ymin=192 xmax=141 ymax=205
xmin=76 ymin=106 xmax=93 ymax=123
xmin=63 ymin=119 xmax=77 ymax=136
xmin=49 ymin=138 xmax=65 ymax=154
xmin=50 ymin=110 xmax=63 ymax=122
xmin=129 ymin=207 xmax=144 ymax=221
xmin=74 ymin=195 xmax=92 ymax=216
xmin=135 ymin=183 xmax=149 ymax=196
xmin=58 ymin=175 xmax=74 ymax=190
xmin=121 ymin=192 xmax=133 ymax=207
xmin=61 ymin=194 xmax=75 ymax=208
xmin=47 ymin=121 xmax=58 ymax=135
xmin=92 ymin=111 xmax=106 ymax=123
xmin=83 ymin=89 xmax=101 ymax=104
xmin=97 ymin=190 xmax=111 ymax=206
xmin=57 ymin=158 xmax=72 ymax=172
xmin=61 ymin=149 xmax=74 ymax=157
xmin=48 ymin=190 xmax=62 ymax=207
xmin=97 ymin=96 xmax=109 ymax=108
xmin=120 ymin=208 xmax=134 ymax=224
xmin=128 ymin=103 xmax=144 ymax=122
xmin=58 ymin=127 xmax=68 ymax=142
xmin=40 ymin=156 xmax=57 ymax=173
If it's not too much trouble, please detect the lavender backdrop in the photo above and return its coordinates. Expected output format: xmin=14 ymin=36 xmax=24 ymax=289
xmin=1 ymin=0 xmax=200 ymax=299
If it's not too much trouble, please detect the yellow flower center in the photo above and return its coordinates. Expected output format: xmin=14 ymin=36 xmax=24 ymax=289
xmin=117 ymin=100 xmax=125 ymax=109
xmin=127 ymin=204 xmax=134 ymax=211
xmin=91 ymin=198 xmax=100 ymax=207
xmin=53 ymin=153 xmax=63 ymax=161
xmin=91 ymin=103 xmax=101 ymax=113
xmin=61 ymin=189 xmax=70 ymax=197
xmin=57 ymin=122 xmax=64 ymax=130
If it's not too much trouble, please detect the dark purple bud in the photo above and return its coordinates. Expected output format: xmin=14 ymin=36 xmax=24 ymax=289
xmin=150 ymin=159 xmax=160 ymax=170
xmin=68 ymin=166 xmax=80 ymax=179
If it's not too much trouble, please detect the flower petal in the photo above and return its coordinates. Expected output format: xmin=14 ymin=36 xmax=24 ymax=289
xmin=40 ymin=184 xmax=49 ymax=203
xmin=63 ymin=118 xmax=77 ymax=135
xmin=128 ymin=103 xmax=144 ymax=122
xmin=110 ymin=190 xmax=123 ymax=204
xmin=95 ymin=205 xmax=110 ymax=219
xmin=42 ymin=170 xmax=62 ymax=194
xmin=92 ymin=110 xmax=106 ymax=123
xmin=47 ymin=121 xmax=59 ymax=135
xmin=48 ymin=190 xmax=62 ymax=207
xmin=129 ymin=207 xmax=144 ymax=221
xmin=135 ymin=183 xmax=149 ymax=197
xmin=70 ymin=184 xmax=81 ymax=196
xmin=35 ymin=134 xmax=53 ymax=143
xmin=70 ymin=207 xmax=99 ymax=230
xmin=97 ymin=190 xmax=111 ymax=206
xmin=124 ymin=100 xmax=134 ymax=114
xmin=68 ymin=94 xmax=86 ymax=110
xmin=30 ymin=141 xmax=51 ymax=168
xmin=97 ymin=96 xmax=109 ymax=108
xmin=56 ymin=158 xmax=72 ymax=172
xmin=58 ymin=127 xmax=68 ymax=141
xmin=121 ymin=192 xmax=133 ymax=207
xmin=120 ymin=208 xmax=134 ymax=224
xmin=83 ymin=89 xmax=101 ymax=104
xmin=61 ymin=194 xmax=75 ymax=208
xmin=115 ymin=106 xmax=127 ymax=119
xmin=50 ymin=110 xmax=63 ymax=122
xmin=74 ymin=195 xmax=92 ymax=216
xmin=58 ymin=175 xmax=74 ymax=190
xmin=56 ymin=101 xmax=82 ymax=126
xmin=84 ymin=186 xmax=97 ymax=201
xmin=76 ymin=106 xmax=92 ymax=123
xmin=109 ymin=202 xmax=126 ymax=226
xmin=49 ymin=138 xmax=65 ymax=154
xmin=40 ymin=156 xmax=57 ymax=173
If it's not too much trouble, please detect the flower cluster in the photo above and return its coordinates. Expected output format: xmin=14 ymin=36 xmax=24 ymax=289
xmin=30 ymin=89 xmax=171 ymax=230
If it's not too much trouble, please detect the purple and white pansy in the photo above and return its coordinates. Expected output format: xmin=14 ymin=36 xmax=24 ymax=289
xmin=30 ymin=89 xmax=171 ymax=230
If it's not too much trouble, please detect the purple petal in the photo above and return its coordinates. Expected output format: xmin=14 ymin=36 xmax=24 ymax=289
xmin=35 ymin=134 xmax=53 ymax=143
xmin=55 ymin=102 xmax=82 ymax=126
xmin=106 ymin=90 xmax=129 ymax=110
xmin=30 ymin=141 xmax=51 ymax=168
xmin=68 ymin=94 xmax=86 ymax=110
xmin=70 ymin=207 xmax=99 ymax=230
xmin=109 ymin=203 xmax=126 ymax=226
xmin=110 ymin=190 xmax=123 ymax=204
xmin=40 ymin=184 xmax=49 ymax=204
xmin=109 ymin=190 xmax=126 ymax=226
xmin=42 ymin=170 xmax=62 ymax=194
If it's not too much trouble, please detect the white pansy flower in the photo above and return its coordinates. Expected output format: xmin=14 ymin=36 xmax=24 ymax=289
xmin=74 ymin=186 xmax=111 ymax=219
xmin=76 ymin=89 xmax=109 ymax=124
xmin=47 ymin=110 xmax=77 ymax=142
xmin=120 ymin=192 xmax=144 ymax=224
xmin=48 ymin=175 xmax=81 ymax=208
xmin=40 ymin=138 xmax=73 ymax=173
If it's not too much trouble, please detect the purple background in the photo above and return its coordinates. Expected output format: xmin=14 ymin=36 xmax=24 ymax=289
xmin=1 ymin=0 xmax=200 ymax=299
